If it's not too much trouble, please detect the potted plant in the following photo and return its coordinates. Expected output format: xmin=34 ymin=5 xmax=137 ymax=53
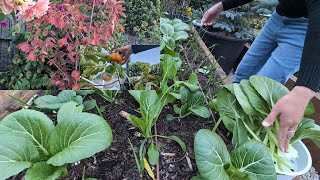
xmin=192 ymin=1 xmax=276 ymax=74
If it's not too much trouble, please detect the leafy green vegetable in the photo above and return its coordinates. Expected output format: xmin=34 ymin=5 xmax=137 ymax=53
xmin=147 ymin=143 xmax=159 ymax=166
xmin=0 ymin=102 xmax=112 ymax=179
xmin=0 ymin=135 xmax=39 ymax=180
xmin=34 ymin=90 xmax=83 ymax=110
xmin=25 ymin=162 xmax=67 ymax=180
xmin=194 ymin=129 xmax=276 ymax=180
xmin=194 ymin=129 xmax=231 ymax=180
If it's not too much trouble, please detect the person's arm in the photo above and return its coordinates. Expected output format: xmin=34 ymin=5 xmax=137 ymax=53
xmin=295 ymin=0 xmax=320 ymax=92
xmin=132 ymin=45 xmax=159 ymax=54
xmin=221 ymin=0 xmax=253 ymax=11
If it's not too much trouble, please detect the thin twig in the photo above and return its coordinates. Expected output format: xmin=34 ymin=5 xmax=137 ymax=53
xmin=89 ymin=0 xmax=96 ymax=36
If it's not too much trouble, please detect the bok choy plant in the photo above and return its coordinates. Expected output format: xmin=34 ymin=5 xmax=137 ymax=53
xmin=211 ymin=75 xmax=319 ymax=173
xmin=0 ymin=102 xmax=112 ymax=180
xmin=121 ymin=90 xmax=186 ymax=170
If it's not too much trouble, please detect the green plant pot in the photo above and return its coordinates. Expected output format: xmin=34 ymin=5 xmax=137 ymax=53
xmin=196 ymin=25 xmax=252 ymax=74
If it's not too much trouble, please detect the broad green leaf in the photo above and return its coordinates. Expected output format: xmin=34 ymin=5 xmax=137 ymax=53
xmin=147 ymin=143 xmax=159 ymax=166
xmin=217 ymin=87 xmax=241 ymax=120
xmin=129 ymin=114 xmax=147 ymax=136
xmin=222 ymin=116 xmax=236 ymax=132
xmin=292 ymin=124 xmax=320 ymax=144
xmin=188 ymin=72 xmax=199 ymax=86
xmin=25 ymin=162 xmax=67 ymax=180
xmin=291 ymin=118 xmax=315 ymax=143
xmin=140 ymin=90 xmax=162 ymax=124
xmin=57 ymin=102 xmax=84 ymax=122
xmin=166 ymin=135 xmax=186 ymax=152
xmin=160 ymin=54 xmax=177 ymax=81
xmin=232 ymin=118 xmax=248 ymax=149
xmin=249 ymin=75 xmax=289 ymax=107
xmin=83 ymin=99 xmax=97 ymax=112
xmin=0 ymin=135 xmax=39 ymax=180
xmin=231 ymin=141 xmax=276 ymax=180
xmin=160 ymin=23 xmax=175 ymax=37
xmin=173 ymin=31 xmax=189 ymax=41
xmin=194 ymin=129 xmax=230 ymax=180
xmin=129 ymin=90 xmax=143 ymax=103
xmin=174 ymin=81 xmax=199 ymax=92
xmin=173 ymin=23 xmax=190 ymax=32
xmin=34 ymin=90 xmax=83 ymax=110
xmin=311 ymin=139 xmax=320 ymax=149
xmin=240 ymin=80 xmax=270 ymax=116
xmin=190 ymin=105 xmax=211 ymax=118
xmin=190 ymin=175 xmax=205 ymax=180
xmin=47 ymin=113 xmax=112 ymax=166
xmin=0 ymin=110 xmax=54 ymax=156
xmin=234 ymin=83 xmax=258 ymax=116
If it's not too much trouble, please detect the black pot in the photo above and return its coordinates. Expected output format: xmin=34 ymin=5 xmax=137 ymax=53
xmin=164 ymin=13 xmax=191 ymax=24
xmin=197 ymin=26 xmax=252 ymax=74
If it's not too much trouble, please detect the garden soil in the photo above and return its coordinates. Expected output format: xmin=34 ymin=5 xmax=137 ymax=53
xmin=61 ymin=92 xmax=227 ymax=180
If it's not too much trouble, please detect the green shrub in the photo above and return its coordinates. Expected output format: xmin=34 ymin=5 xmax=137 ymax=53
xmin=124 ymin=0 xmax=160 ymax=44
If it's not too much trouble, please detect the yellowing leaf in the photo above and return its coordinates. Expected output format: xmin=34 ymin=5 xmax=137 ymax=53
xmin=143 ymin=158 xmax=155 ymax=180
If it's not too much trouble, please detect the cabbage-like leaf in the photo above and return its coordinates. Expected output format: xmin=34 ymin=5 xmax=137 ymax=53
xmin=194 ymin=129 xmax=231 ymax=180
xmin=0 ymin=110 xmax=54 ymax=156
xmin=34 ymin=90 xmax=83 ymax=110
xmin=217 ymin=87 xmax=241 ymax=120
xmin=25 ymin=162 xmax=67 ymax=180
xmin=249 ymin=75 xmax=289 ymax=107
xmin=240 ymin=80 xmax=270 ymax=116
xmin=234 ymin=83 xmax=258 ymax=116
xmin=230 ymin=141 xmax=276 ymax=180
xmin=47 ymin=108 xmax=112 ymax=166
xmin=0 ymin=135 xmax=39 ymax=180
xmin=160 ymin=23 xmax=175 ymax=37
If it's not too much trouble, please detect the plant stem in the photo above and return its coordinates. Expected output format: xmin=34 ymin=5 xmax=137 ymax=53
xmin=154 ymin=124 xmax=160 ymax=180
xmin=243 ymin=121 xmax=261 ymax=141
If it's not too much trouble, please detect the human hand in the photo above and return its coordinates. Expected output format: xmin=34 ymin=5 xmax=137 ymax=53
xmin=201 ymin=2 xmax=224 ymax=26
xmin=262 ymin=86 xmax=316 ymax=152
xmin=114 ymin=45 xmax=133 ymax=62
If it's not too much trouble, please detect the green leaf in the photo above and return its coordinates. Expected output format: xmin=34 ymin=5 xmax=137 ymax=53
xmin=25 ymin=162 xmax=67 ymax=180
xmin=165 ymin=114 xmax=175 ymax=121
xmin=0 ymin=110 xmax=54 ymax=156
xmin=57 ymin=102 xmax=84 ymax=122
xmin=249 ymin=75 xmax=289 ymax=107
xmin=173 ymin=23 xmax=190 ymax=32
xmin=75 ymin=90 xmax=95 ymax=96
xmin=34 ymin=90 xmax=83 ymax=110
xmin=207 ymin=99 xmax=218 ymax=111
xmin=160 ymin=23 xmax=175 ymax=37
xmin=147 ymin=143 xmax=159 ymax=166
xmin=129 ymin=90 xmax=143 ymax=103
xmin=173 ymin=31 xmax=189 ymax=41
xmin=222 ymin=116 xmax=236 ymax=132
xmin=292 ymin=124 xmax=320 ymax=144
xmin=230 ymin=141 xmax=276 ymax=180
xmin=190 ymin=105 xmax=211 ymax=118
xmin=240 ymin=80 xmax=270 ymax=116
xmin=47 ymin=111 xmax=112 ymax=166
xmin=166 ymin=135 xmax=186 ymax=152
xmin=0 ymin=12 xmax=5 ymax=21
xmin=188 ymin=72 xmax=199 ymax=86
xmin=291 ymin=118 xmax=315 ymax=143
xmin=234 ymin=83 xmax=258 ymax=116
xmin=304 ymin=102 xmax=315 ymax=115
xmin=129 ymin=114 xmax=147 ymax=136
xmin=217 ymin=87 xmax=241 ymax=120
xmin=83 ymin=99 xmax=97 ymax=111
xmin=232 ymin=118 xmax=248 ymax=149
xmin=84 ymin=178 xmax=98 ymax=180
xmin=0 ymin=135 xmax=39 ymax=180
xmin=194 ymin=129 xmax=230 ymax=180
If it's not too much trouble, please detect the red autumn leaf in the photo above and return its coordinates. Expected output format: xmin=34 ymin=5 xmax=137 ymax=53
xmin=72 ymin=83 xmax=80 ymax=90
xmin=17 ymin=42 xmax=30 ymax=52
xmin=71 ymin=70 xmax=80 ymax=81
xmin=43 ymin=30 xmax=48 ymax=37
